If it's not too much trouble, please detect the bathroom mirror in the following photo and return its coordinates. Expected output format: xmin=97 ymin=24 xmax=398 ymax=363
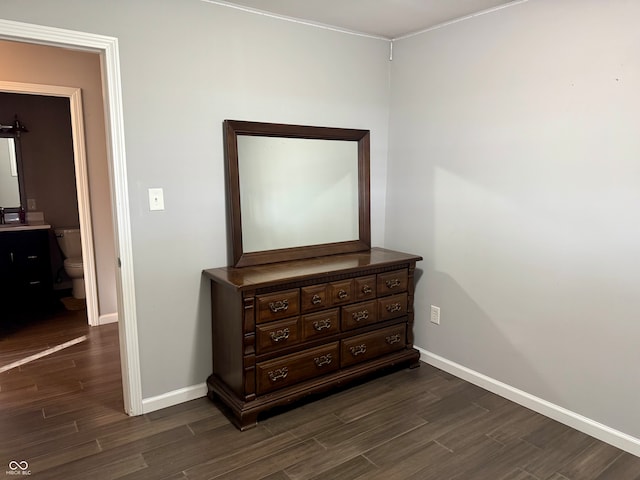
xmin=224 ymin=120 xmax=370 ymax=267
xmin=0 ymin=132 xmax=26 ymax=213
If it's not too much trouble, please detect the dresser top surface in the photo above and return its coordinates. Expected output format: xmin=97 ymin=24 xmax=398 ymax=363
xmin=203 ymin=247 xmax=422 ymax=290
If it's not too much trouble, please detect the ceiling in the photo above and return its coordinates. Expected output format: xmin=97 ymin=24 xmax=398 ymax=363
xmin=213 ymin=0 xmax=519 ymax=39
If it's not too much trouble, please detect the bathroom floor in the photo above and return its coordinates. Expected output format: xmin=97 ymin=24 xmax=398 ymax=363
xmin=1 ymin=288 xmax=74 ymax=335
xmin=0 ymin=302 xmax=87 ymax=366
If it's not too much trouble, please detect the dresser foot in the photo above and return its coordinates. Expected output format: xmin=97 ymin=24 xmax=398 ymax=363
xmin=237 ymin=412 xmax=259 ymax=430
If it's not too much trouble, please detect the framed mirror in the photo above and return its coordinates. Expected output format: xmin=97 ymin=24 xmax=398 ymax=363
xmin=0 ymin=128 xmax=27 ymax=214
xmin=224 ymin=120 xmax=370 ymax=267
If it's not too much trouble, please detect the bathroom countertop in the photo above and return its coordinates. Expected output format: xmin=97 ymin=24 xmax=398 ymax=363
xmin=0 ymin=223 xmax=51 ymax=232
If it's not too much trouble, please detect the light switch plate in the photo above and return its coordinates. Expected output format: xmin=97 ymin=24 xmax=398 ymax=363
xmin=148 ymin=188 xmax=165 ymax=211
xmin=430 ymin=305 xmax=441 ymax=325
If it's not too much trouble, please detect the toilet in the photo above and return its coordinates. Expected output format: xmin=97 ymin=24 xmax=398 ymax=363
xmin=54 ymin=227 xmax=85 ymax=299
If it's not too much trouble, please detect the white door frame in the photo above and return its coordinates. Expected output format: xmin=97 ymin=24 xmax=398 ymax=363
xmin=0 ymin=19 xmax=143 ymax=415
xmin=0 ymin=81 xmax=100 ymax=327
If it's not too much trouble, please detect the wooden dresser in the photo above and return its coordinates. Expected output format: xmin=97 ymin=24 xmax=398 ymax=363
xmin=204 ymin=247 xmax=422 ymax=429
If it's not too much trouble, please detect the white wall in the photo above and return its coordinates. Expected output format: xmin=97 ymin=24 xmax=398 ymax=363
xmin=0 ymin=0 xmax=390 ymax=398
xmin=387 ymin=0 xmax=640 ymax=439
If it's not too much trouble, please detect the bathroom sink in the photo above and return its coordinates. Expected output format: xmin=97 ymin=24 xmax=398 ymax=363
xmin=0 ymin=223 xmax=51 ymax=231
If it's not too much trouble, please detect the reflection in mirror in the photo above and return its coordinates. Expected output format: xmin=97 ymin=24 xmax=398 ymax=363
xmin=225 ymin=120 xmax=371 ymax=267
xmin=238 ymin=136 xmax=359 ymax=253
xmin=0 ymin=116 xmax=27 ymax=213
xmin=0 ymin=137 xmax=20 ymax=207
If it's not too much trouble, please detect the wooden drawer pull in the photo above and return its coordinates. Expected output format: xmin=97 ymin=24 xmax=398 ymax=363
xmin=268 ymin=299 xmax=289 ymax=313
xmin=314 ymin=354 xmax=332 ymax=367
xmin=269 ymin=328 xmax=290 ymax=343
xmin=311 ymin=294 xmax=322 ymax=305
xmin=385 ymin=279 xmax=401 ymax=289
xmin=313 ymin=318 xmax=332 ymax=331
xmin=386 ymin=303 xmax=402 ymax=313
xmin=337 ymin=289 xmax=348 ymax=300
xmin=352 ymin=310 xmax=369 ymax=322
xmin=361 ymin=285 xmax=372 ymax=294
xmin=268 ymin=367 xmax=288 ymax=382
xmin=349 ymin=344 xmax=367 ymax=356
xmin=386 ymin=334 xmax=401 ymax=345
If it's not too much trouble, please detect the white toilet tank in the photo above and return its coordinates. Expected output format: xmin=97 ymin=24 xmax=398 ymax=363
xmin=55 ymin=227 xmax=82 ymax=258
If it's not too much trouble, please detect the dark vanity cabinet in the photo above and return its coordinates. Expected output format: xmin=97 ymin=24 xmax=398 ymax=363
xmin=204 ymin=248 xmax=422 ymax=429
xmin=0 ymin=228 xmax=53 ymax=316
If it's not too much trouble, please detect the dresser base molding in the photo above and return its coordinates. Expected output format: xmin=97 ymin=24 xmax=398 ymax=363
xmin=207 ymin=348 xmax=420 ymax=430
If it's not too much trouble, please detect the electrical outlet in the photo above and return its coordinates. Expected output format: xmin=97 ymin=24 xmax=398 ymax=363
xmin=148 ymin=188 xmax=165 ymax=211
xmin=27 ymin=198 xmax=37 ymax=210
xmin=430 ymin=305 xmax=441 ymax=325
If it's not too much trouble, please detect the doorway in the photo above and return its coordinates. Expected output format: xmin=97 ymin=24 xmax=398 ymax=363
xmin=0 ymin=18 xmax=142 ymax=415
xmin=0 ymin=83 xmax=100 ymax=326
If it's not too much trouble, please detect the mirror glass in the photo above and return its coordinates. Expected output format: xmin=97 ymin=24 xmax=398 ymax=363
xmin=225 ymin=120 xmax=371 ymax=267
xmin=0 ymin=137 xmax=19 ymax=206
xmin=238 ymin=136 xmax=359 ymax=253
xmin=0 ymin=135 xmax=24 ymax=209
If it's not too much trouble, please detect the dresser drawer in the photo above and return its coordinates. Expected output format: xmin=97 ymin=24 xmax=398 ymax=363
xmin=354 ymin=275 xmax=376 ymax=301
xmin=377 ymin=269 xmax=408 ymax=296
xmin=301 ymin=284 xmax=329 ymax=313
xmin=301 ymin=308 xmax=340 ymax=341
xmin=341 ymin=324 xmax=406 ymax=368
xmin=341 ymin=300 xmax=378 ymax=331
xmin=256 ymin=289 xmax=300 ymax=324
xmin=378 ymin=292 xmax=408 ymax=322
xmin=256 ymin=342 xmax=340 ymax=395
xmin=256 ymin=317 xmax=300 ymax=354
xmin=328 ymin=279 xmax=354 ymax=306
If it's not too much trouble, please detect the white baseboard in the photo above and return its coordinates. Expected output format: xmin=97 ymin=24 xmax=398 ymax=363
xmin=98 ymin=313 xmax=118 ymax=325
xmin=141 ymin=383 xmax=208 ymax=414
xmin=417 ymin=347 xmax=640 ymax=457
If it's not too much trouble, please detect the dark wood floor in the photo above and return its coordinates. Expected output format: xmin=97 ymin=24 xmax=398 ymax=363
xmin=1 ymin=309 xmax=639 ymax=480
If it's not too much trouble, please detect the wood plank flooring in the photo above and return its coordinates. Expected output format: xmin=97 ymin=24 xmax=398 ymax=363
xmin=1 ymin=309 xmax=639 ymax=479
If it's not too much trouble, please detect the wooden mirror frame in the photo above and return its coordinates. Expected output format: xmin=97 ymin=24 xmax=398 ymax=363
xmin=224 ymin=120 xmax=371 ymax=267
